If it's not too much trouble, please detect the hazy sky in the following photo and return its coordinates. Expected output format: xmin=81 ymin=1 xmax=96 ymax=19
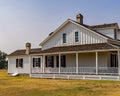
xmin=0 ymin=0 xmax=120 ymax=54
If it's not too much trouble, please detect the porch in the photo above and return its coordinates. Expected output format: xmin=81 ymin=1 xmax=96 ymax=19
xmin=30 ymin=51 xmax=120 ymax=76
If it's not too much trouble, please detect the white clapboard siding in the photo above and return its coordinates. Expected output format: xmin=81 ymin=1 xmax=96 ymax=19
xmin=96 ymin=28 xmax=115 ymax=39
xmin=42 ymin=22 xmax=107 ymax=50
xmin=117 ymin=31 xmax=120 ymax=40
xmin=8 ymin=56 xmax=30 ymax=74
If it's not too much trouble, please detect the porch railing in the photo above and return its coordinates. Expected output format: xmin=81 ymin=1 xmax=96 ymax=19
xmin=44 ymin=68 xmax=59 ymax=73
xmin=98 ymin=67 xmax=118 ymax=75
xmin=31 ymin=67 xmax=118 ymax=75
xmin=78 ymin=67 xmax=96 ymax=74
xmin=31 ymin=68 xmax=43 ymax=73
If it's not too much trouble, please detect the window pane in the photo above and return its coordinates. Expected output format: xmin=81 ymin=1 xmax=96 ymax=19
xmin=46 ymin=56 xmax=54 ymax=67
xmin=61 ymin=55 xmax=66 ymax=67
xmin=75 ymin=32 xmax=79 ymax=42
xmin=16 ymin=58 xmax=23 ymax=68
xmin=56 ymin=56 xmax=59 ymax=67
xmin=63 ymin=33 xmax=66 ymax=43
xmin=33 ymin=58 xmax=41 ymax=67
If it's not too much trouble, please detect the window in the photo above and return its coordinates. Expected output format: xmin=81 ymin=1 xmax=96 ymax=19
xmin=16 ymin=58 xmax=23 ymax=68
xmin=61 ymin=55 xmax=66 ymax=67
xmin=75 ymin=32 xmax=79 ymax=42
xmin=33 ymin=58 xmax=41 ymax=68
xmin=45 ymin=56 xmax=54 ymax=67
xmin=63 ymin=33 xmax=66 ymax=43
xmin=110 ymin=54 xmax=118 ymax=67
xmin=56 ymin=55 xmax=66 ymax=67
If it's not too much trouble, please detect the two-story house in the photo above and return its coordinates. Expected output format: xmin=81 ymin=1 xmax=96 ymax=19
xmin=8 ymin=14 xmax=120 ymax=80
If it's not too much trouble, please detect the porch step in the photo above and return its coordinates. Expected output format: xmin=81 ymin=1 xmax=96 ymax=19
xmin=30 ymin=74 xmax=120 ymax=81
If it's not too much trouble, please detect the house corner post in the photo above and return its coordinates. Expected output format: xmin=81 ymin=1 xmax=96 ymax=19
xmin=96 ymin=52 xmax=98 ymax=75
xmin=29 ymin=55 xmax=31 ymax=77
xmin=76 ymin=52 xmax=79 ymax=74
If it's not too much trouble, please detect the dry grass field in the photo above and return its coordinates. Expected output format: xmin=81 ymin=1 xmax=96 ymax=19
xmin=0 ymin=70 xmax=120 ymax=96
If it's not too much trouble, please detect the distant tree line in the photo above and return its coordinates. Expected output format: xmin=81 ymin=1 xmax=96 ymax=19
xmin=0 ymin=51 xmax=7 ymax=69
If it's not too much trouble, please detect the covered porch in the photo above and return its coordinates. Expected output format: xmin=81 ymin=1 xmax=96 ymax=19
xmin=31 ymin=51 xmax=119 ymax=75
xmin=30 ymin=43 xmax=120 ymax=80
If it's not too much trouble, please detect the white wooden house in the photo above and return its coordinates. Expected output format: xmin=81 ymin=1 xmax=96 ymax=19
xmin=8 ymin=14 xmax=120 ymax=80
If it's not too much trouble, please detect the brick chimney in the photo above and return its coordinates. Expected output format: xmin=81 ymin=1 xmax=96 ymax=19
xmin=76 ymin=14 xmax=83 ymax=24
xmin=25 ymin=42 xmax=31 ymax=55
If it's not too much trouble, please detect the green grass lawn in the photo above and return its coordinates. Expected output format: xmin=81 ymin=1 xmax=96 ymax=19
xmin=0 ymin=70 xmax=120 ymax=96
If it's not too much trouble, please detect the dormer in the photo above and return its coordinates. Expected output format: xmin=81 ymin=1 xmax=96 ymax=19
xmin=89 ymin=23 xmax=119 ymax=39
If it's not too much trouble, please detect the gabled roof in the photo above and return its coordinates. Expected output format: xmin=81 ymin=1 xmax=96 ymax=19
xmin=8 ymin=43 xmax=119 ymax=56
xmin=89 ymin=23 xmax=119 ymax=29
xmin=8 ymin=48 xmax=41 ymax=56
xmin=40 ymin=19 xmax=109 ymax=46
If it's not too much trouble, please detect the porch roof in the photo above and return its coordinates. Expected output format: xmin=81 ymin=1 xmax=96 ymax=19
xmin=8 ymin=48 xmax=42 ymax=56
xmin=39 ymin=43 xmax=118 ymax=54
xmin=8 ymin=43 xmax=119 ymax=56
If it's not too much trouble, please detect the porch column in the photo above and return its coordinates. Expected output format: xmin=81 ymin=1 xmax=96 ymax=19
xmin=42 ymin=55 xmax=45 ymax=74
xmin=59 ymin=53 xmax=61 ymax=74
xmin=76 ymin=52 xmax=79 ymax=74
xmin=118 ymin=51 xmax=120 ymax=76
xmin=96 ymin=52 xmax=98 ymax=75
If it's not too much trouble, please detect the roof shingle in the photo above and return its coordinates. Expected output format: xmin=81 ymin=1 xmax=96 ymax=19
xmin=8 ymin=48 xmax=41 ymax=56
xmin=40 ymin=43 xmax=118 ymax=54
xmin=8 ymin=43 xmax=118 ymax=56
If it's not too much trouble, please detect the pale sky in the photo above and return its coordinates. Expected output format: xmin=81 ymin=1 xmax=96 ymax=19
xmin=0 ymin=0 xmax=120 ymax=54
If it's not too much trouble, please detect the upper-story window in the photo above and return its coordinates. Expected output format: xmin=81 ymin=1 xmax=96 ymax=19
xmin=63 ymin=33 xmax=66 ymax=43
xmin=16 ymin=58 xmax=23 ymax=68
xmin=75 ymin=32 xmax=79 ymax=42
xmin=33 ymin=58 xmax=41 ymax=68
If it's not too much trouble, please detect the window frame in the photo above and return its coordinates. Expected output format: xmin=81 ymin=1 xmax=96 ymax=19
xmin=45 ymin=56 xmax=54 ymax=67
xmin=75 ymin=31 xmax=79 ymax=42
xmin=16 ymin=58 xmax=23 ymax=68
xmin=63 ymin=33 xmax=66 ymax=43
xmin=33 ymin=57 xmax=41 ymax=68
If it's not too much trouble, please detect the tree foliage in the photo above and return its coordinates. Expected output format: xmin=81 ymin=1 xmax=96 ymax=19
xmin=0 ymin=51 xmax=7 ymax=69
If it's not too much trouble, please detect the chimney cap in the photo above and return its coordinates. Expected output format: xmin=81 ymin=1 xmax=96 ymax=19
xmin=26 ymin=42 xmax=31 ymax=47
xmin=76 ymin=14 xmax=83 ymax=18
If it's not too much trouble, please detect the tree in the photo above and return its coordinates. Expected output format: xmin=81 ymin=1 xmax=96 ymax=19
xmin=0 ymin=51 xmax=7 ymax=69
